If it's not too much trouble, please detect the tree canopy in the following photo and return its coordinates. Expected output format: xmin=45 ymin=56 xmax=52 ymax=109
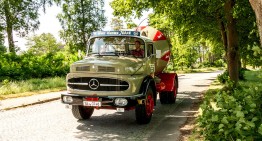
xmin=111 ymin=0 xmax=260 ymax=84
xmin=57 ymin=0 xmax=106 ymax=52
xmin=110 ymin=17 xmax=123 ymax=30
xmin=0 ymin=32 xmax=6 ymax=53
xmin=26 ymin=33 xmax=62 ymax=55
xmin=0 ymin=0 xmax=44 ymax=53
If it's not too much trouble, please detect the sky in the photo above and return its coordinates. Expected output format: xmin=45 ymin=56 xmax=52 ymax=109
xmin=5 ymin=0 xmax=150 ymax=51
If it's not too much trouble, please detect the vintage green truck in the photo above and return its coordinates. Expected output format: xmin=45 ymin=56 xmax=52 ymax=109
xmin=61 ymin=26 xmax=178 ymax=124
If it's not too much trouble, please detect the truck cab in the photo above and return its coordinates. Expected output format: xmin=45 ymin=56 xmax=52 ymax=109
xmin=61 ymin=28 xmax=178 ymax=124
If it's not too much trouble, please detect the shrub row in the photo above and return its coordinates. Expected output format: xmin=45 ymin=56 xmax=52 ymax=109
xmin=218 ymin=68 xmax=246 ymax=84
xmin=0 ymin=52 xmax=79 ymax=81
xmin=198 ymin=70 xmax=262 ymax=140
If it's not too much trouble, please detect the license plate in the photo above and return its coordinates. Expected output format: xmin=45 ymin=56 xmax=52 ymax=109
xmin=83 ymin=101 xmax=101 ymax=107
xmin=116 ymin=108 xmax=125 ymax=112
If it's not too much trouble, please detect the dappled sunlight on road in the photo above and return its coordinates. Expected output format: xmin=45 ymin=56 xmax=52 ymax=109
xmin=0 ymin=71 xmax=222 ymax=141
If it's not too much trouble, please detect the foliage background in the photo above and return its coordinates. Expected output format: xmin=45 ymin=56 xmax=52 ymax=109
xmin=199 ymin=70 xmax=262 ymax=140
xmin=0 ymin=51 xmax=79 ymax=81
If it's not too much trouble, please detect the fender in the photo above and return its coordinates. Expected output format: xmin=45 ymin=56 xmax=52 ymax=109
xmin=139 ymin=75 xmax=157 ymax=105
xmin=157 ymin=73 xmax=178 ymax=92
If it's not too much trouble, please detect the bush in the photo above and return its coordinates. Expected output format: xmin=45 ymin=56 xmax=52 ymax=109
xmin=202 ymin=61 xmax=212 ymax=67
xmin=218 ymin=71 xmax=229 ymax=84
xmin=218 ymin=69 xmax=246 ymax=84
xmin=198 ymin=70 xmax=262 ymax=140
xmin=239 ymin=68 xmax=246 ymax=81
xmin=0 ymin=52 xmax=79 ymax=81
xmin=214 ymin=59 xmax=225 ymax=67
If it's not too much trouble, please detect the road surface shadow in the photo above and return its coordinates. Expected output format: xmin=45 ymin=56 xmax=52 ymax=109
xmin=74 ymin=107 xmax=159 ymax=140
xmin=206 ymin=78 xmax=216 ymax=81
xmin=192 ymin=84 xmax=210 ymax=87
xmin=177 ymin=77 xmax=189 ymax=80
xmin=73 ymin=91 xmax=203 ymax=141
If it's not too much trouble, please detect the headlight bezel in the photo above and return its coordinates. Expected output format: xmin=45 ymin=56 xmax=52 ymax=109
xmin=114 ymin=98 xmax=128 ymax=106
xmin=62 ymin=96 xmax=73 ymax=103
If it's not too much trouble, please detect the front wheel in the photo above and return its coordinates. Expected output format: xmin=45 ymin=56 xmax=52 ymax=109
xmin=72 ymin=105 xmax=94 ymax=120
xmin=135 ymin=86 xmax=154 ymax=124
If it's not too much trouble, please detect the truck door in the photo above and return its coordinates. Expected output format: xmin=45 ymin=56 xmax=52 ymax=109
xmin=147 ymin=43 xmax=156 ymax=76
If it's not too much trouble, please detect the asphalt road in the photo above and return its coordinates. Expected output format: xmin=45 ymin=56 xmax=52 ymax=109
xmin=0 ymin=71 xmax=222 ymax=141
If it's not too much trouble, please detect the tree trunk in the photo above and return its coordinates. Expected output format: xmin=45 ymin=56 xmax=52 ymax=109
xmin=250 ymin=0 xmax=262 ymax=46
xmin=81 ymin=0 xmax=87 ymax=51
xmin=218 ymin=17 xmax=228 ymax=52
xmin=4 ymin=0 xmax=15 ymax=53
xmin=218 ymin=16 xmax=228 ymax=70
xmin=225 ymin=0 xmax=239 ymax=84
xmin=199 ymin=46 xmax=202 ymax=63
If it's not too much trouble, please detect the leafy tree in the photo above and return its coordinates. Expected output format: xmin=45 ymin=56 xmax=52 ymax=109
xmin=249 ymin=0 xmax=262 ymax=66
xmin=110 ymin=17 xmax=123 ymax=30
xmin=41 ymin=0 xmax=61 ymax=12
xmin=250 ymin=0 xmax=262 ymax=46
xmin=126 ymin=21 xmax=137 ymax=29
xmin=110 ymin=0 xmax=258 ymax=84
xmin=172 ymin=35 xmax=203 ymax=70
xmin=0 ymin=32 xmax=6 ymax=53
xmin=0 ymin=45 xmax=6 ymax=54
xmin=57 ymin=0 xmax=106 ymax=52
xmin=0 ymin=44 xmax=7 ymax=54
xmin=0 ymin=0 xmax=42 ymax=53
xmin=0 ymin=0 xmax=61 ymax=54
xmin=26 ymin=33 xmax=63 ymax=55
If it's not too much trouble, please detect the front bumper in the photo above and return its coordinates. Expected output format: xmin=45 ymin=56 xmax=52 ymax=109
xmin=61 ymin=93 xmax=145 ymax=109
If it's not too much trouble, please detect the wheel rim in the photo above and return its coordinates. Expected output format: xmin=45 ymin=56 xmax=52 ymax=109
xmin=146 ymin=94 xmax=154 ymax=116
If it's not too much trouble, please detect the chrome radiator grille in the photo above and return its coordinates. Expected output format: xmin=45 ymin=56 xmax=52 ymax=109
xmin=68 ymin=77 xmax=129 ymax=91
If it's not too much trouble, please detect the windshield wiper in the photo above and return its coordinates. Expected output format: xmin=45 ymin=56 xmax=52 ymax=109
xmin=110 ymin=45 xmax=120 ymax=57
xmin=105 ymin=52 xmax=119 ymax=57
xmin=89 ymin=53 xmax=102 ymax=57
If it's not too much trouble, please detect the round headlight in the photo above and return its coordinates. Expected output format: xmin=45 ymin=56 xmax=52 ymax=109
xmin=63 ymin=96 xmax=73 ymax=103
xmin=114 ymin=98 xmax=128 ymax=106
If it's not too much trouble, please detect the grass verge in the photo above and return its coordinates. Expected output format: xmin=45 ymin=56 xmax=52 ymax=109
xmin=179 ymin=79 xmax=223 ymax=141
xmin=0 ymin=77 xmax=66 ymax=100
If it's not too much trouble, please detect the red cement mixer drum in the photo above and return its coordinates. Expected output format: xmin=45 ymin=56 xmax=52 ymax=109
xmin=137 ymin=26 xmax=171 ymax=75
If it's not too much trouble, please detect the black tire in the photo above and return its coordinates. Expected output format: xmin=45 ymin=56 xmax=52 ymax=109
xmin=136 ymin=86 xmax=154 ymax=124
xmin=72 ymin=105 xmax=94 ymax=120
xmin=160 ymin=80 xmax=177 ymax=104
xmin=160 ymin=91 xmax=169 ymax=104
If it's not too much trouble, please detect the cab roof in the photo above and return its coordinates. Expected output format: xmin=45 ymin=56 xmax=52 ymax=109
xmin=90 ymin=31 xmax=153 ymax=43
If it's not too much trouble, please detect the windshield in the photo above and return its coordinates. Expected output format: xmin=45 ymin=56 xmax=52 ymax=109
xmin=87 ymin=36 xmax=145 ymax=58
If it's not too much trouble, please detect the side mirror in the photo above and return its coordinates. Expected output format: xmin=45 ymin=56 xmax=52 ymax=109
xmin=156 ymin=50 xmax=161 ymax=59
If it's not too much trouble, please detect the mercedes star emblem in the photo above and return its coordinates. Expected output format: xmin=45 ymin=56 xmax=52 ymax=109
xmin=89 ymin=78 xmax=99 ymax=90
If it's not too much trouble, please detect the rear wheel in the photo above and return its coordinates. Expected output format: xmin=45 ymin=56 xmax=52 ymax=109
xmin=72 ymin=105 xmax=94 ymax=120
xmin=160 ymin=80 xmax=177 ymax=104
xmin=135 ymin=86 xmax=154 ymax=124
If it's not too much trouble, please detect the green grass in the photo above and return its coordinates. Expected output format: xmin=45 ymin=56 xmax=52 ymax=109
xmin=240 ymin=69 xmax=262 ymax=86
xmin=0 ymin=77 xmax=66 ymax=100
